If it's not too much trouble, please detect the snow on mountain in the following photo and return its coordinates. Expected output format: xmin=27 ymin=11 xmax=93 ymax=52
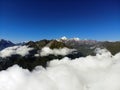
xmin=58 ymin=36 xmax=97 ymax=45
xmin=60 ymin=36 xmax=80 ymax=41
xmin=61 ymin=36 xmax=68 ymax=40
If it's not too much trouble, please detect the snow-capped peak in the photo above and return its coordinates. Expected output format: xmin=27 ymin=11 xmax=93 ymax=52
xmin=61 ymin=36 xmax=68 ymax=40
xmin=59 ymin=36 xmax=81 ymax=41
xmin=72 ymin=38 xmax=80 ymax=41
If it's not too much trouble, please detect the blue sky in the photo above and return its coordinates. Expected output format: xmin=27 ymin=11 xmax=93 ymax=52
xmin=0 ymin=0 xmax=120 ymax=42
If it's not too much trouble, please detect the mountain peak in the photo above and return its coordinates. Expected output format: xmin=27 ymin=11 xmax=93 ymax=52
xmin=0 ymin=39 xmax=15 ymax=50
xmin=61 ymin=36 xmax=68 ymax=40
xmin=71 ymin=38 xmax=80 ymax=41
xmin=60 ymin=36 xmax=80 ymax=41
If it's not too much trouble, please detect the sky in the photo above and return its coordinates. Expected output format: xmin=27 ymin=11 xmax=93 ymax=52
xmin=0 ymin=0 xmax=120 ymax=42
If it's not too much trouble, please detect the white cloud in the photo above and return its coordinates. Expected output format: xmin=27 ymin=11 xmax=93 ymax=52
xmin=0 ymin=46 xmax=33 ymax=58
xmin=39 ymin=47 xmax=75 ymax=56
xmin=0 ymin=49 xmax=120 ymax=90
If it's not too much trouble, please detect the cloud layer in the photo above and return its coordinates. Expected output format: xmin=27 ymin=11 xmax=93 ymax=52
xmin=1 ymin=49 xmax=120 ymax=90
xmin=0 ymin=46 xmax=33 ymax=58
xmin=36 ymin=47 xmax=75 ymax=56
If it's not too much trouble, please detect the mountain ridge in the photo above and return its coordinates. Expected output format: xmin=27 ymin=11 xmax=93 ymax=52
xmin=0 ymin=39 xmax=15 ymax=50
xmin=0 ymin=38 xmax=120 ymax=71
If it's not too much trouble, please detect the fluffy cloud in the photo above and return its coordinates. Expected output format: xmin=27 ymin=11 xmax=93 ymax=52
xmin=36 ymin=47 xmax=75 ymax=56
xmin=0 ymin=46 xmax=33 ymax=58
xmin=1 ymin=49 xmax=120 ymax=90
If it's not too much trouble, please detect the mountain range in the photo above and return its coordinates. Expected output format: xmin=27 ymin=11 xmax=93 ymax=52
xmin=0 ymin=37 xmax=120 ymax=71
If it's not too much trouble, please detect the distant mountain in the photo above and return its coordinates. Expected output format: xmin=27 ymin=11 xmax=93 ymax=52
xmin=26 ymin=39 xmax=67 ymax=49
xmin=16 ymin=41 xmax=27 ymax=46
xmin=0 ymin=39 xmax=15 ymax=50
xmin=25 ymin=38 xmax=120 ymax=56
xmin=1 ymin=38 xmax=120 ymax=56
xmin=0 ymin=38 xmax=120 ymax=71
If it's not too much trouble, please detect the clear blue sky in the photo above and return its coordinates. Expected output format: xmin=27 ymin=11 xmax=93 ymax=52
xmin=0 ymin=0 xmax=120 ymax=42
